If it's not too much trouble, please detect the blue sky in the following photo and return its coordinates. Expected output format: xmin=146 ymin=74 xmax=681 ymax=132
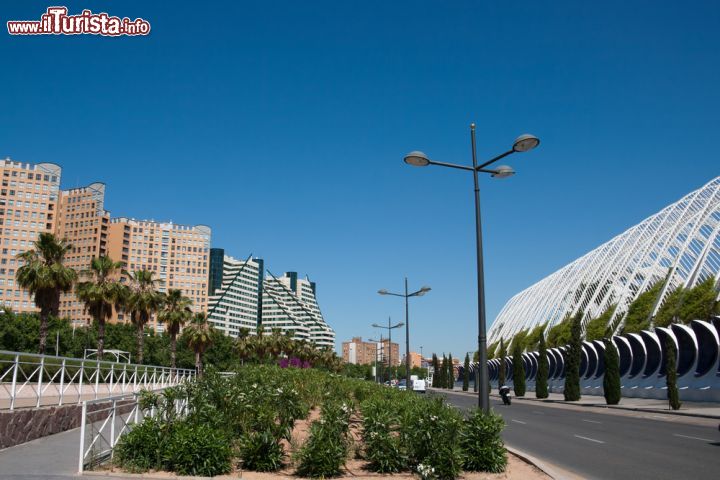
xmin=1 ymin=1 xmax=719 ymax=358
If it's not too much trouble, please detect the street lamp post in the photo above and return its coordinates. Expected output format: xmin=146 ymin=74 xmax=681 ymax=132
xmin=404 ymin=125 xmax=540 ymax=412
xmin=372 ymin=317 xmax=404 ymax=383
xmin=379 ymin=279 xmax=430 ymax=392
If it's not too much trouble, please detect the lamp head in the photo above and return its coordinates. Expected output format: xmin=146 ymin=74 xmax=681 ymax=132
xmin=416 ymin=286 xmax=432 ymax=296
xmin=404 ymin=151 xmax=431 ymax=167
xmin=491 ymin=165 xmax=516 ymax=179
xmin=512 ymin=134 xmax=540 ymax=152
xmin=378 ymin=289 xmax=388 ymax=295
xmin=371 ymin=323 xmax=382 ymax=328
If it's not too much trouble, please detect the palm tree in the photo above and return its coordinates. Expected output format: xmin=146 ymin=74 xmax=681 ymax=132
xmin=184 ymin=312 xmax=213 ymax=375
xmin=157 ymin=289 xmax=192 ymax=369
xmin=15 ymin=233 xmax=77 ymax=354
xmin=124 ymin=269 xmax=163 ymax=364
xmin=76 ymin=256 xmax=125 ymax=359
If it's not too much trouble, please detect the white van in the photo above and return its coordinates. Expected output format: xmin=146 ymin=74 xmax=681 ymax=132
xmin=412 ymin=379 xmax=426 ymax=393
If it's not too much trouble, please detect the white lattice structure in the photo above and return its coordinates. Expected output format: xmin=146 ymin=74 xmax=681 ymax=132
xmin=488 ymin=177 xmax=720 ymax=345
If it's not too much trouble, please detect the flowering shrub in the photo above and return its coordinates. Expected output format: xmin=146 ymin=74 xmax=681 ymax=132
xmin=460 ymin=409 xmax=507 ymax=473
xmin=114 ymin=365 xmax=506 ymax=479
xmin=295 ymin=400 xmax=352 ymax=478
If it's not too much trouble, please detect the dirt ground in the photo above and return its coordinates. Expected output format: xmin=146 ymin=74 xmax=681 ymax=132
xmin=101 ymin=408 xmax=550 ymax=480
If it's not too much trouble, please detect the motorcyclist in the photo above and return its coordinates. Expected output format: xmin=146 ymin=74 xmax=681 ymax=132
xmin=499 ymin=385 xmax=512 ymax=405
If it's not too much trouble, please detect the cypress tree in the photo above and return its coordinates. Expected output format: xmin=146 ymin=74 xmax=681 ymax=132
xmin=512 ymin=341 xmax=526 ymax=397
xmin=431 ymin=354 xmax=439 ymax=387
xmin=603 ymin=338 xmax=621 ymax=405
xmin=536 ymin=333 xmax=549 ymax=399
xmin=498 ymin=339 xmax=506 ymax=388
xmin=666 ymin=337 xmax=681 ymax=410
xmin=463 ymin=353 xmax=470 ymax=391
xmin=563 ymin=311 xmax=582 ymax=401
xmin=447 ymin=352 xmax=454 ymax=389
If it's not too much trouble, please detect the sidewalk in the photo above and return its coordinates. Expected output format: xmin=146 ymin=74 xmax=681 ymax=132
xmin=434 ymin=387 xmax=720 ymax=419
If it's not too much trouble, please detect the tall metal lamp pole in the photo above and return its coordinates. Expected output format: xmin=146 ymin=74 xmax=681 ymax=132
xmin=403 ymin=125 xmax=540 ymax=412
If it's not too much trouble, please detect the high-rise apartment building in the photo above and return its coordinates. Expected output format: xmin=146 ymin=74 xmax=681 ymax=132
xmin=56 ymin=182 xmax=111 ymax=326
xmin=206 ymin=249 xmax=264 ymax=337
xmin=262 ymin=271 xmax=335 ymax=348
xmin=0 ymin=159 xmax=61 ymax=312
xmin=106 ymin=218 xmax=211 ymax=330
xmin=342 ymin=337 xmax=378 ymax=364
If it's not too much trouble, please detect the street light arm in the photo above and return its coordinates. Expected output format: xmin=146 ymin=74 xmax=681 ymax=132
xmin=379 ymin=291 xmax=406 ymax=298
xmin=476 ymin=150 xmax=514 ymax=170
xmin=427 ymin=159 xmax=476 ymax=171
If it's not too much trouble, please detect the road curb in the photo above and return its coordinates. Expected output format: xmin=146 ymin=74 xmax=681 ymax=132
xmin=506 ymin=445 xmax=582 ymax=480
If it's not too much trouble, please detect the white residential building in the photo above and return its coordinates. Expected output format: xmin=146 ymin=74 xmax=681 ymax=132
xmin=206 ymin=250 xmax=263 ymax=337
xmin=262 ymin=271 xmax=336 ymax=348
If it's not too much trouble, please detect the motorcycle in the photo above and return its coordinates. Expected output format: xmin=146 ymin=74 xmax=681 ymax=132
xmin=499 ymin=385 xmax=512 ymax=405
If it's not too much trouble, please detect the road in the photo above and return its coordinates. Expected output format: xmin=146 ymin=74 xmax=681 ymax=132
xmin=440 ymin=391 xmax=720 ymax=480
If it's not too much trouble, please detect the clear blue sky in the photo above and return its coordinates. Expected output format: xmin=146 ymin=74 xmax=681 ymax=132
xmin=2 ymin=1 xmax=719 ymax=358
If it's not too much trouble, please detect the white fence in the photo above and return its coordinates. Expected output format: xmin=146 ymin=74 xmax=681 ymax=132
xmin=78 ymin=389 xmax=189 ymax=473
xmin=0 ymin=350 xmax=196 ymax=410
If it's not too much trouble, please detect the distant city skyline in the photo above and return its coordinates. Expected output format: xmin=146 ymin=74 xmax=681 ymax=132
xmin=2 ymin=1 xmax=719 ymax=356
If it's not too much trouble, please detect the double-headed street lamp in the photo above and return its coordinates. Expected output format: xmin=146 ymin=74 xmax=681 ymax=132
xmin=371 ymin=317 xmax=404 ymax=382
xmin=378 ymin=279 xmax=430 ymax=391
xmin=404 ymin=124 xmax=540 ymax=412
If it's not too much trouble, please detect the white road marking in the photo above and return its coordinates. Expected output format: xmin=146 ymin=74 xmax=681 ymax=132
xmin=574 ymin=434 xmax=605 ymax=444
xmin=673 ymin=434 xmax=714 ymax=442
xmin=511 ymin=419 xmax=527 ymax=425
xmin=582 ymin=419 xmax=602 ymax=424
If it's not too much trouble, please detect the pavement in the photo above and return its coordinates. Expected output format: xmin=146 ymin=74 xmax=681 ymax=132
xmin=435 ymin=388 xmax=720 ymax=480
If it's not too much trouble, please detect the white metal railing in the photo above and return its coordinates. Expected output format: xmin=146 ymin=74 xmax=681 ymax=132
xmin=78 ymin=389 xmax=189 ymax=473
xmin=0 ymin=350 xmax=195 ymax=410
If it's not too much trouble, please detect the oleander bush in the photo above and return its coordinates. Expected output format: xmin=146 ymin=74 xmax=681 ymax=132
xmin=164 ymin=420 xmax=233 ymax=477
xmin=114 ymin=364 xmax=507 ymax=478
xmin=361 ymin=396 xmax=405 ymax=473
xmin=296 ymin=400 xmax=353 ymax=478
xmin=460 ymin=409 xmax=507 ymax=473
xmin=239 ymin=430 xmax=285 ymax=472
xmin=114 ymin=417 xmax=168 ymax=472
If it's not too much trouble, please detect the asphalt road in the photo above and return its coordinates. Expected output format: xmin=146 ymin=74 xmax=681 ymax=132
xmin=439 ymin=391 xmax=720 ymax=480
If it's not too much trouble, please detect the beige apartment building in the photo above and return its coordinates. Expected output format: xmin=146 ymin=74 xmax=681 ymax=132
xmin=56 ymin=182 xmax=111 ymax=326
xmin=2 ymin=157 xmax=211 ymax=331
xmin=106 ymin=218 xmax=211 ymax=330
xmin=342 ymin=336 xmax=400 ymax=366
xmin=342 ymin=337 xmax=377 ymax=365
xmin=0 ymin=159 xmax=61 ymax=312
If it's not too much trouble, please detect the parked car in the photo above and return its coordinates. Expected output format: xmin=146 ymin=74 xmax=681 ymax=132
xmin=397 ymin=379 xmax=407 ymax=391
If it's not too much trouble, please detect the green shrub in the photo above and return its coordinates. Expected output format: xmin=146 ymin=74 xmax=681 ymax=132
xmin=400 ymin=396 xmax=463 ymax=479
xmin=239 ymin=430 xmax=284 ymax=472
xmin=296 ymin=401 xmax=352 ymax=478
xmin=115 ymin=417 xmax=167 ymax=472
xmin=361 ymin=398 xmax=406 ymax=473
xmin=165 ymin=420 xmax=232 ymax=477
xmin=460 ymin=409 xmax=507 ymax=473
